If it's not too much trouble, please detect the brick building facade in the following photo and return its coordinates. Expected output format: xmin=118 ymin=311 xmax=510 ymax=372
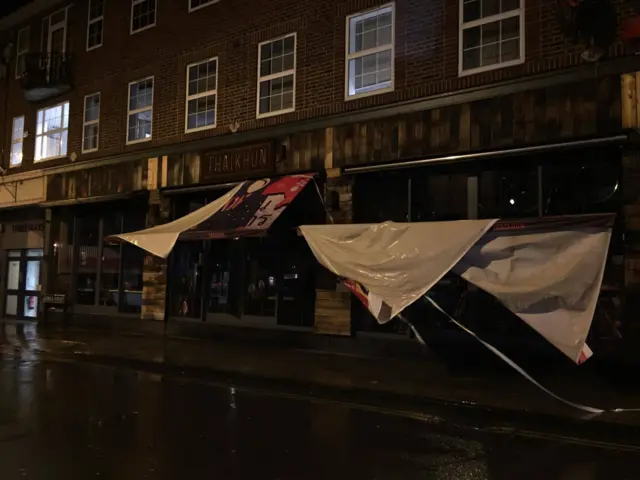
xmin=0 ymin=0 xmax=637 ymax=357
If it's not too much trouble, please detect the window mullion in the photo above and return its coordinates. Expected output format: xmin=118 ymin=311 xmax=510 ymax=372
xmin=461 ymin=10 xmax=520 ymax=29
xmin=259 ymin=70 xmax=294 ymax=82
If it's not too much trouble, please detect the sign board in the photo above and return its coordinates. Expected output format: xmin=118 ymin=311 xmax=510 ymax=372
xmin=43 ymin=294 xmax=66 ymax=305
xmin=201 ymin=143 xmax=274 ymax=182
xmin=2 ymin=220 xmax=45 ymax=250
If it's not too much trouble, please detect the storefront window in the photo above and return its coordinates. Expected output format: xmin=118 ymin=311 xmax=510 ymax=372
xmin=479 ymin=164 xmax=538 ymax=219
xmin=244 ymin=237 xmax=278 ymax=318
xmin=76 ymin=215 xmax=99 ymax=305
xmin=50 ymin=208 xmax=74 ymax=297
xmin=542 ymin=153 xmax=620 ymax=216
xmin=51 ymin=201 xmax=146 ymax=314
xmin=170 ymin=241 xmax=205 ymax=319
xmin=410 ymin=170 xmax=468 ymax=221
xmin=353 ymin=171 xmax=409 ymax=223
xmin=99 ymin=213 xmax=123 ymax=308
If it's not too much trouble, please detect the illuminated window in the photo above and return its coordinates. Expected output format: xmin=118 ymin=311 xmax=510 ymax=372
xmin=346 ymin=4 xmax=394 ymax=99
xmin=127 ymin=77 xmax=153 ymax=144
xmin=10 ymin=116 xmax=24 ymax=167
xmin=35 ymin=102 xmax=69 ymax=162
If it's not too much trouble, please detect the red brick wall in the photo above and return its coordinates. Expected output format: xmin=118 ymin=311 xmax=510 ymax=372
xmin=0 ymin=0 xmax=634 ymax=173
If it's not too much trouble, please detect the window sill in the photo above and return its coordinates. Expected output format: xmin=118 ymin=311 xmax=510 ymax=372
xmin=256 ymin=107 xmax=295 ymax=120
xmin=126 ymin=137 xmax=152 ymax=146
xmin=34 ymin=155 xmax=67 ymax=163
xmin=185 ymin=124 xmax=216 ymax=134
xmin=130 ymin=23 xmax=156 ymax=35
xmin=345 ymin=84 xmax=394 ymax=102
xmin=458 ymin=57 xmax=525 ymax=77
xmin=188 ymin=0 xmax=220 ymax=13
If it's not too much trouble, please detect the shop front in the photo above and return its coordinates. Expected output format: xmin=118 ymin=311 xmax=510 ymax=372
xmin=347 ymin=141 xmax=625 ymax=351
xmin=158 ymin=143 xmax=326 ymax=331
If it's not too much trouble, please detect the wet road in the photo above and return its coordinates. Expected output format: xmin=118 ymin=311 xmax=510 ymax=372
xmin=0 ymin=354 xmax=638 ymax=479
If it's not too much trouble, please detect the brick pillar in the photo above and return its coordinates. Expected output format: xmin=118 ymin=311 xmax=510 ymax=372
xmin=140 ymin=191 xmax=170 ymax=321
xmin=313 ymin=167 xmax=354 ymax=336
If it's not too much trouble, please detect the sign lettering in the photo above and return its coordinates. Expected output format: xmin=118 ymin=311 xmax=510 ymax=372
xmin=201 ymin=143 xmax=274 ymax=182
xmin=11 ymin=222 xmax=44 ymax=233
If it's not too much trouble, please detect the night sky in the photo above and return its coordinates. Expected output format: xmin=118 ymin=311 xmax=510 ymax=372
xmin=0 ymin=0 xmax=32 ymax=20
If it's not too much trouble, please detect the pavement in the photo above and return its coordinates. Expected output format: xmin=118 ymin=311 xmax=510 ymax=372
xmin=1 ymin=327 xmax=640 ymax=479
xmin=2 ymin=320 xmax=640 ymax=442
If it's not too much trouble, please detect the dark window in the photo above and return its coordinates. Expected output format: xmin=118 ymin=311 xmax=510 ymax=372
xmin=76 ymin=215 xmax=99 ymax=305
xmin=479 ymin=163 xmax=539 ymax=218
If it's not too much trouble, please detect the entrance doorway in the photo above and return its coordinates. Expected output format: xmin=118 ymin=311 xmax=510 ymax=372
xmin=5 ymin=249 xmax=43 ymax=319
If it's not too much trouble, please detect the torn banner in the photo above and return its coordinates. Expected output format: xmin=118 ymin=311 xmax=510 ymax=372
xmin=300 ymin=215 xmax=613 ymax=364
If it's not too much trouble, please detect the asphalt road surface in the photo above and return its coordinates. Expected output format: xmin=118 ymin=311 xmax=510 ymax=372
xmin=0 ymin=352 xmax=638 ymax=479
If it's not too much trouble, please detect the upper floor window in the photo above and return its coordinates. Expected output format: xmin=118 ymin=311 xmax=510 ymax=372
xmin=131 ymin=0 xmax=156 ymax=34
xmin=83 ymin=93 xmax=101 ymax=152
xmin=257 ymin=33 xmax=296 ymax=118
xmin=15 ymin=27 xmax=29 ymax=79
xmin=346 ymin=4 xmax=394 ymax=100
xmin=186 ymin=58 xmax=218 ymax=132
xmin=189 ymin=0 xmax=219 ymax=12
xmin=42 ymin=8 xmax=68 ymax=56
xmin=87 ymin=0 xmax=104 ymax=50
xmin=10 ymin=116 xmax=24 ymax=167
xmin=127 ymin=77 xmax=153 ymax=144
xmin=35 ymin=101 xmax=69 ymax=162
xmin=459 ymin=0 xmax=524 ymax=75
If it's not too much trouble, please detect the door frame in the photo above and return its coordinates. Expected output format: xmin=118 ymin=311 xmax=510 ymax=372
xmin=4 ymin=249 xmax=44 ymax=320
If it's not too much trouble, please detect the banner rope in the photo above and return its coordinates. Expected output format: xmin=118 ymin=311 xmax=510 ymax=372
xmin=422 ymin=295 xmax=640 ymax=414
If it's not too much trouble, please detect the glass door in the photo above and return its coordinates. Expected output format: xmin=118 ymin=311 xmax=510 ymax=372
xmin=5 ymin=249 xmax=43 ymax=319
xmin=5 ymin=252 xmax=21 ymax=317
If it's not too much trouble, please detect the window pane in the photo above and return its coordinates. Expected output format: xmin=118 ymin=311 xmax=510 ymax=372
xmin=129 ymin=79 xmax=153 ymax=110
xmin=12 ymin=116 xmax=24 ymax=140
xmin=11 ymin=142 xmax=23 ymax=166
xmin=258 ymin=74 xmax=294 ymax=115
xmin=350 ymin=7 xmax=393 ymax=55
xmin=187 ymin=94 xmax=216 ymax=130
xmin=128 ymin=110 xmax=152 ymax=141
xmin=349 ymin=50 xmax=392 ymax=95
xmin=83 ymin=124 xmax=99 ymax=151
xmin=132 ymin=0 xmax=156 ymax=31
xmin=461 ymin=16 xmax=521 ymax=71
xmin=187 ymin=59 xmax=217 ymax=97
xmin=259 ymin=35 xmax=295 ymax=78
xmin=89 ymin=0 xmax=104 ymax=19
xmin=85 ymin=94 xmax=100 ymax=121
xmin=88 ymin=20 xmax=103 ymax=48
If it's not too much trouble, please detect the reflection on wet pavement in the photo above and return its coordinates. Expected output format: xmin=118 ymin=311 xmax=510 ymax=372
xmin=0 ymin=324 xmax=637 ymax=479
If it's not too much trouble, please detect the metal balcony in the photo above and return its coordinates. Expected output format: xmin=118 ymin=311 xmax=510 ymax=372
xmin=20 ymin=53 xmax=73 ymax=102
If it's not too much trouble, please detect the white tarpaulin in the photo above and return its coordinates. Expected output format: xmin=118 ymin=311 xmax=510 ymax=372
xmin=300 ymin=220 xmax=497 ymax=320
xmin=300 ymin=219 xmax=612 ymax=364
xmin=112 ymin=184 xmax=242 ymax=258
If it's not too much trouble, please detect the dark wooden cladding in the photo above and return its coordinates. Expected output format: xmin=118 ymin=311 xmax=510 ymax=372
xmin=46 ymin=159 xmax=146 ymax=202
xmin=332 ymin=75 xmax=622 ymax=167
xmin=276 ymin=129 xmax=326 ymax=174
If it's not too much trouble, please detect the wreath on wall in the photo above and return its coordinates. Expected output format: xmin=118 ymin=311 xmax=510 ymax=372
xmin=556 ymin=0 xmax=617 ymax=61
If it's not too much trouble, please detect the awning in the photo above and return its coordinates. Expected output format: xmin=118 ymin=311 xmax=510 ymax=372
xmin=109 ymin=175 xmax=317 ymax=258
xmin=299 ymin=214 xmax=614 ymax=364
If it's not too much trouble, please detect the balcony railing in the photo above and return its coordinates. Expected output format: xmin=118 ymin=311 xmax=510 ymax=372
xmin=20 ymin=52 xmax=73 ymax=102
